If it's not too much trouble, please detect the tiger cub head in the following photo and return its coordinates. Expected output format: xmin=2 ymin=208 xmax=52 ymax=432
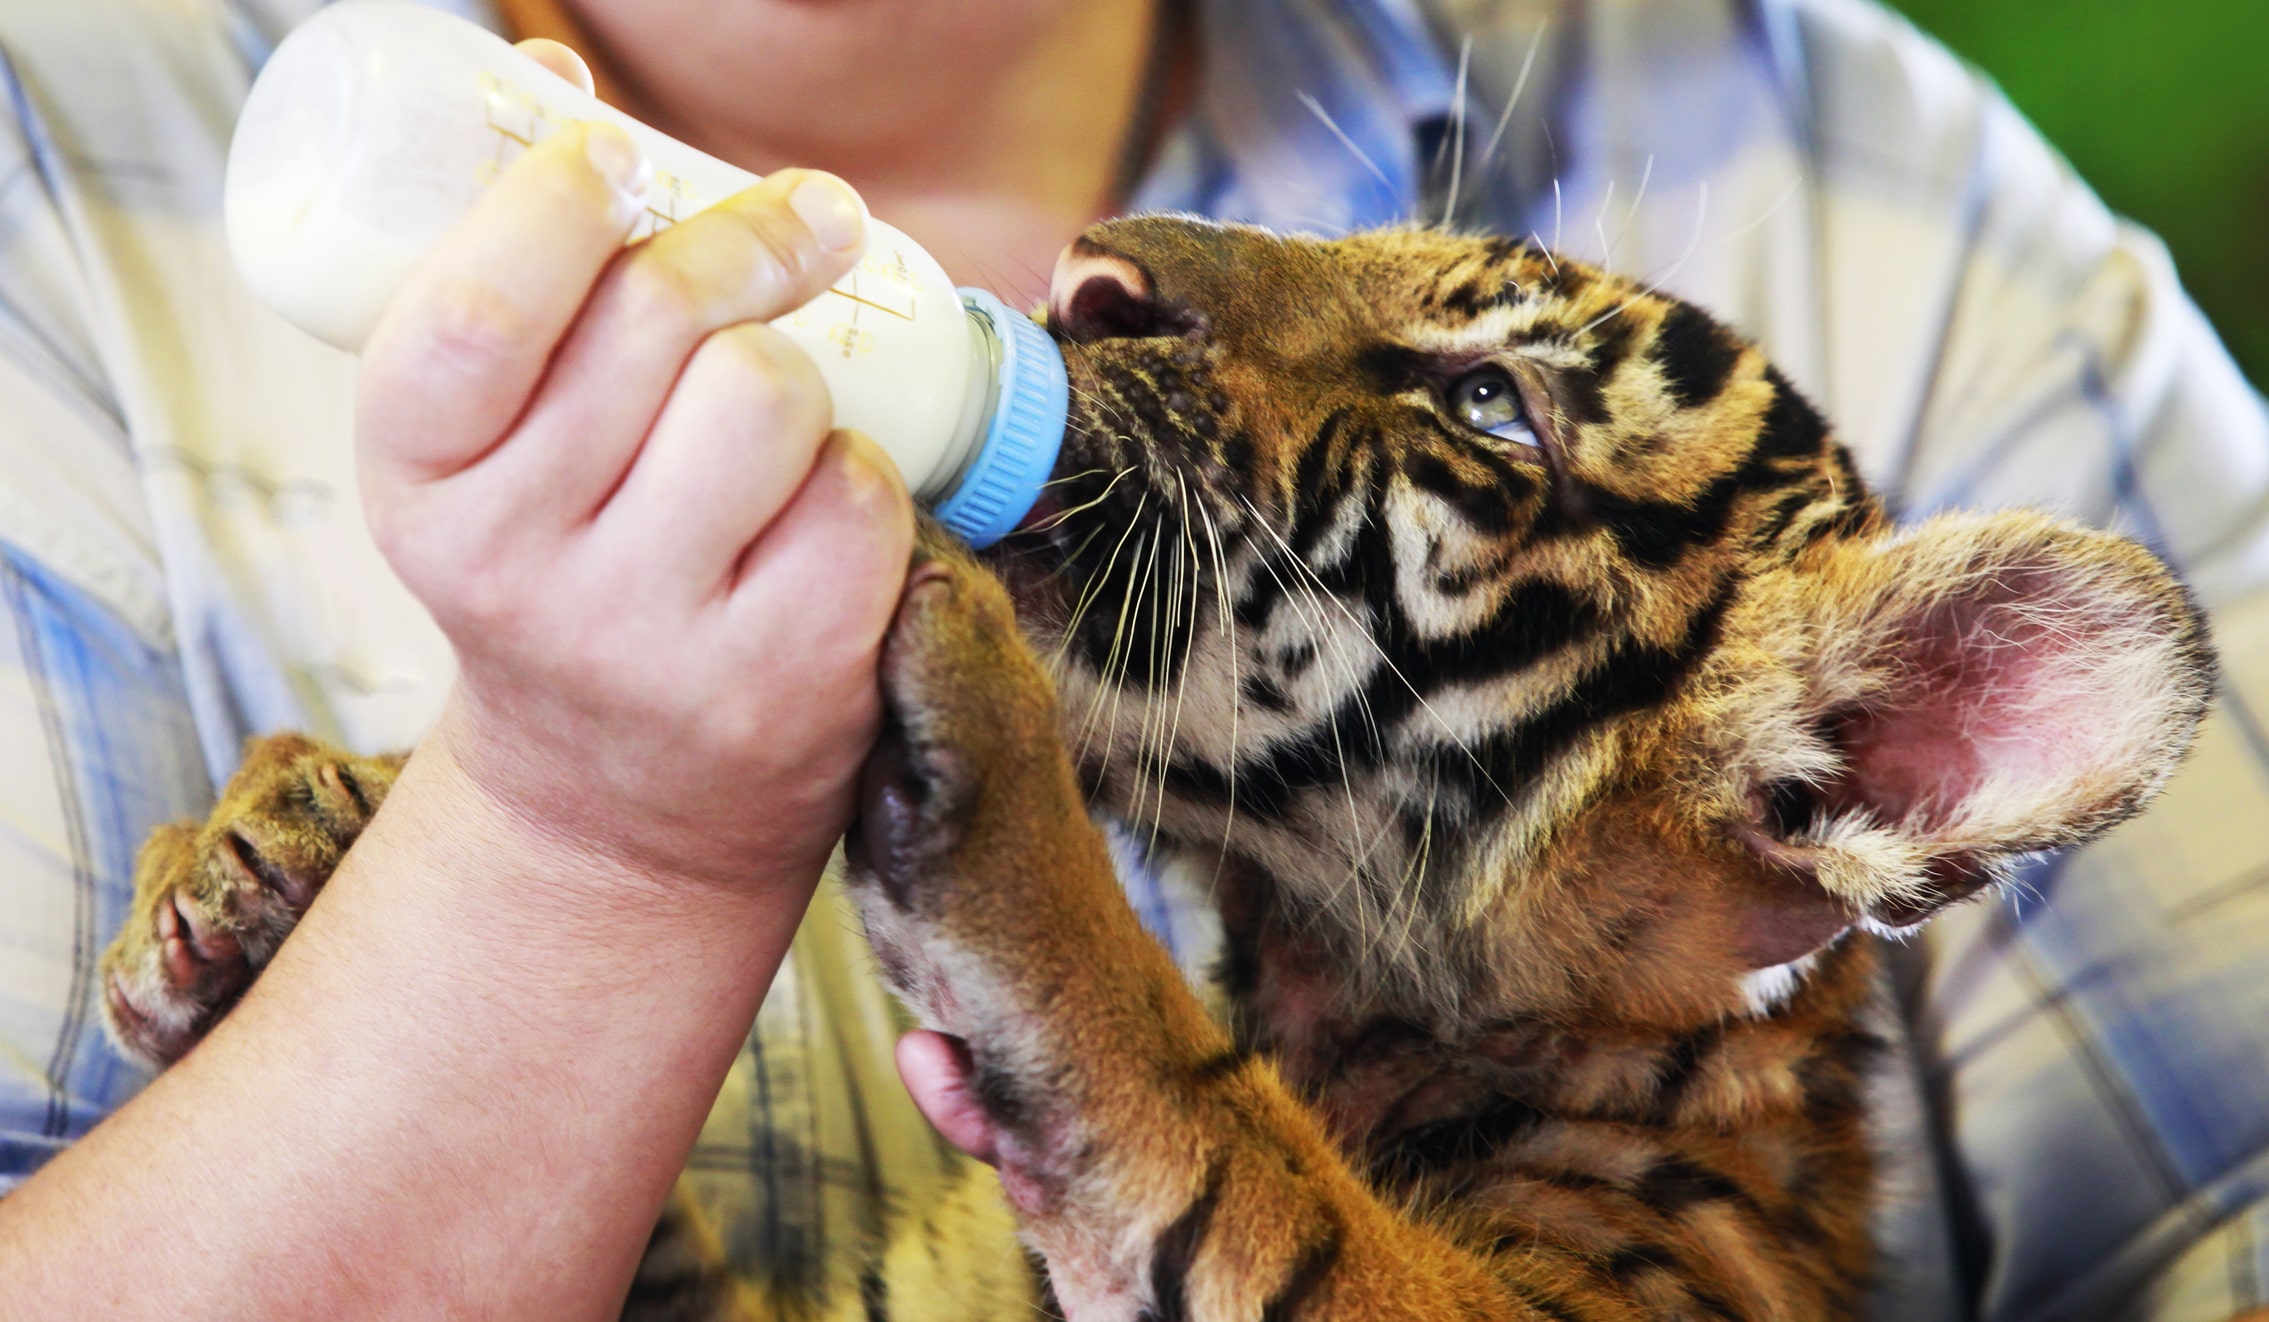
xmin=989 ymin=215 xmax=2213 ymax=1031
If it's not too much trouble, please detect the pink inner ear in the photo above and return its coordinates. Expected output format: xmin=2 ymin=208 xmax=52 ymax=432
xmin=1828 ymin=571 xmax=2139 ymax=835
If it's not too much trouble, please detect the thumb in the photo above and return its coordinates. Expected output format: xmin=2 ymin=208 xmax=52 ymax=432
xmin=895 ymin=1030 xmax=999 ymax=1166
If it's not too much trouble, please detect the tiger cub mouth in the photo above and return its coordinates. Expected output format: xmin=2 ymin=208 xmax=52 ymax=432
xmin=984 ymin=236 xmax=1235 ymax=671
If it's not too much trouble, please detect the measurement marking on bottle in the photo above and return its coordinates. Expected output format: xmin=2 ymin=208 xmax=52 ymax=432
xmin=828 ymin=288 xmax=915 ymax=320
xmin=477 ymin=74 xmax=919 ymax=322
xmin=480 ymin=74 xmax=545 ymax=181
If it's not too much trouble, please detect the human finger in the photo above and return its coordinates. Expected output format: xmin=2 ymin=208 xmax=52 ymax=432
xmin=357 ymin=122 xmax=648 ymax=485
xmin=513 ymin=38 xmax=594 ymax=95
xmin=897 ymin=1031 xmax=999 ymax=1166
xmin=468 ymin=169 xmax=869 ymax=524
xmin=594 ymin=323 xmax=833 ymax=592
xmin=723 ymin=429 xmax=913 ymax=660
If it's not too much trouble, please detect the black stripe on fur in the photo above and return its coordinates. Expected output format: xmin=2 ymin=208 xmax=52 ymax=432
xmin=1141 ymin=1159 xmax=1228 ymax=1322
xmin=1259 ymin=1219 xmax=1344 ymax=1322
xmin=1651 ymin=303 xmax=1744 ymax=409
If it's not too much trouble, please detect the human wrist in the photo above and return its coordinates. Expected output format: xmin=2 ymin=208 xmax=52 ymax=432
xmin=417 ymin=685 xmax=847 ymax=905
xmin=364 ymin=707 xmax=829 ymax=967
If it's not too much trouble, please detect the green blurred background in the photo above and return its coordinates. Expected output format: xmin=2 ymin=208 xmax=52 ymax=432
xmin=1883 ymin=0 xmax=2269 ymax=387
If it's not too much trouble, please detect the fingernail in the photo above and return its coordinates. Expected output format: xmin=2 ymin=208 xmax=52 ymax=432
xmin=583 ymin=123 xmax=651 ymax=223
xmin=790 ymin=175 xmax=867 ymax=254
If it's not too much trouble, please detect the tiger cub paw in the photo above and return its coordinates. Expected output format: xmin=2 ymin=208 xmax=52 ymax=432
xmin=847 ymin=537 xmax=1077 ymax=923
xmin=100 ymin=733 xmax=400 ymax=1066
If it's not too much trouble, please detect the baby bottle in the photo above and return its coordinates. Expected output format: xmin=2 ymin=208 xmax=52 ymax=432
xmin=225 ymin=0 xmax=1065 ymax=546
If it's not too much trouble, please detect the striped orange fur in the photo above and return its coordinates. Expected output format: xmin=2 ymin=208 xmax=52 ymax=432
xmin=840 ymin=217 xmax=2213 ymax=1320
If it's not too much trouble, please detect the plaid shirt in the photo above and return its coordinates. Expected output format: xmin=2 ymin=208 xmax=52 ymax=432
xmin=3 ymin=0 xmax=2265 ymax=1316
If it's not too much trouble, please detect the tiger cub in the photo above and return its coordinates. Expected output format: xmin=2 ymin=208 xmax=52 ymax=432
xmin=102 ymin=216 xmax=2212 ymax=1320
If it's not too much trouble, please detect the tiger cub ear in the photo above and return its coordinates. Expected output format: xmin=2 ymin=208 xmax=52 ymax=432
xmin=1725 ymin=509 xmax=2213 ymax=958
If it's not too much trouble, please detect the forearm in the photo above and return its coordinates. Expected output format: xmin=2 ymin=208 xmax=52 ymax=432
xmin=0 ymin=729 xmax=811 ymax=1318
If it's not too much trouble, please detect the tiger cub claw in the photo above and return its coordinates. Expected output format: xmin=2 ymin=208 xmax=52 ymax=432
xmin=100 ymin=733 xmax=398 ymax=1067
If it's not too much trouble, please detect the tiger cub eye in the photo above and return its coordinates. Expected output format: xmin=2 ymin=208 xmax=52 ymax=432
xmin=1448 ymin=367 xmax=1539 ymax=447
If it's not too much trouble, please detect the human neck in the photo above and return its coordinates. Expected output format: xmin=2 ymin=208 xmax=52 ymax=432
xmin=498 ymin=0 xmax=1173 ymax=306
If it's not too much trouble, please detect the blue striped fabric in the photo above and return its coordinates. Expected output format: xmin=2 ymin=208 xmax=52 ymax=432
xmin=0 ymin=551 xmax=208 ymax=1181
xmin=1 ymin=0 xmax=2264 ymax=1316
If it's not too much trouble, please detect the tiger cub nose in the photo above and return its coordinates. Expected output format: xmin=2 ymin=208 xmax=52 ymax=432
xmin=1048 ymin=239 xmax=1166 ymax=342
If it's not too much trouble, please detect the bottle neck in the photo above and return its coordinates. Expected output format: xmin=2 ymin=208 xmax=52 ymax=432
xmin=929 ymin=300 xmax=1006 ymax=505
xmin=927 ymin=288 xmax=1068 ymax=546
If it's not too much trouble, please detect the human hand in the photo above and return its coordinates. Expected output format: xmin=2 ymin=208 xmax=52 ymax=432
xmin=354 ymin=62 xmax=914 ymax=892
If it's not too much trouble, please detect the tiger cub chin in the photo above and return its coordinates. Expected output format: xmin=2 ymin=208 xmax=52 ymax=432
xmin=102 ymin=216 xmax=2212 ymax=1322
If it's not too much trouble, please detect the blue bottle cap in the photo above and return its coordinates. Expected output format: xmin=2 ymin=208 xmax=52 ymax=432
xmin=932 ymin=288 xmax=1068 ymax=547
